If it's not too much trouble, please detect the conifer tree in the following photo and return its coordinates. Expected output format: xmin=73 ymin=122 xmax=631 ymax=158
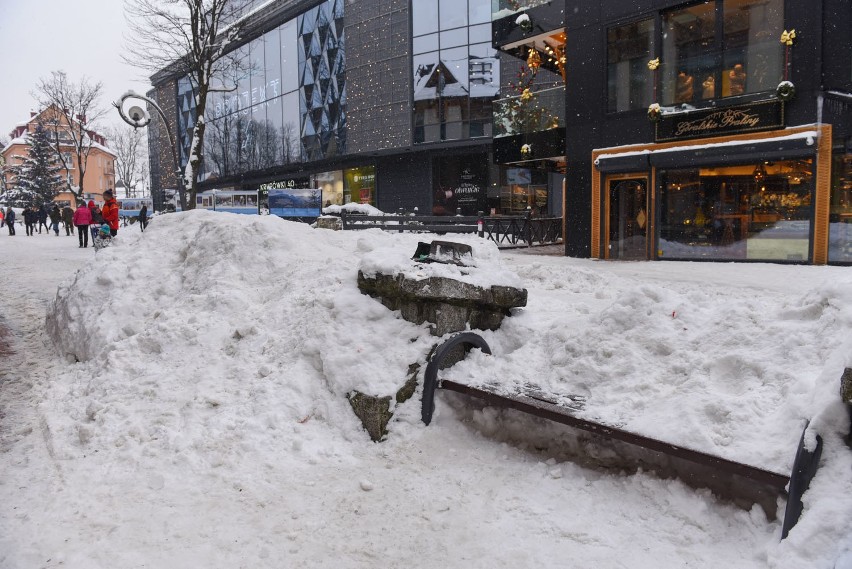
xmin=15 ymin=122 xmax=64 ymax=207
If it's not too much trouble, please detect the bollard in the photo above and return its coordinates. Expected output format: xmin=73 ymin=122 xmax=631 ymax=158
xmin=477 ymin=210 xmax=484 ymax=238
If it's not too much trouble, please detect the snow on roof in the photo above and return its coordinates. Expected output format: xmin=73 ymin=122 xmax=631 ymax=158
xmin=594 ymin=129 xmax=819 ymax=163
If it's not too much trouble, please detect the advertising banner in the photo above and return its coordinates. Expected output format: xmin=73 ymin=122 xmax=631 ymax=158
xmin=268 ymin=188 xmax=323 ymax=217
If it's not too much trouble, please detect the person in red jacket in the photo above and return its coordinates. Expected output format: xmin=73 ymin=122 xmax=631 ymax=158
xmin=73 ymin=201 xmax=93 ymax=247
xmin=100 ymin=190 xmax=119 ymax=237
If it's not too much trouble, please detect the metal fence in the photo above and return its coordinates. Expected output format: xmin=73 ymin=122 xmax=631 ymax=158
xmin=339 ymin=211 xmax=562 ymax=247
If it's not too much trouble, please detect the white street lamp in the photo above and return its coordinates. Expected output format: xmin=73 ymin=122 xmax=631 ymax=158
xmin=113 ymin=90 xmax=186 ymax=212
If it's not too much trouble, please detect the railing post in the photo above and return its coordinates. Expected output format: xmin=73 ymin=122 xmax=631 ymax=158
xmin=525 ymin=206 xmax=532 ymax=247
xmin=477 ymin=210 xmax=484 ymax=238
xmin=421 ymin=332 xmax=492 ymax=425
xmin=398 ymin=207 xmax=404 ymax=233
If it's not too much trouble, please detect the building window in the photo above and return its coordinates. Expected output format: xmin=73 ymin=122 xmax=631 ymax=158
xmin=412 ymin=0 xmax=499 ymax=144
xmin=607 ymin=18 xmax=655 ymax=112
xmin=829 ymin=148 xmax=852 ymax=263
xmin=659 ymin=159 xmax=813 ymax=262
xmin=343 ymin=165 xmax=376 ymax=205
xmin=661 ymin=0 xmax=784 ymax=106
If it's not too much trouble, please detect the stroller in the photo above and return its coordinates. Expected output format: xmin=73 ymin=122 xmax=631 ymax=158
xmin=92 ymin=224 xmax=113 ymax=251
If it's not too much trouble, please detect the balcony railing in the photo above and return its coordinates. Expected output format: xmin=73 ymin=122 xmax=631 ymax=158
xmin=493 ymin=85 xmax=564 ymax=138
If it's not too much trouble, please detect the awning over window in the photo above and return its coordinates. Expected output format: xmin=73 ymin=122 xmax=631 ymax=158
xmin=595 ymin=131 xmax=818 ymax=172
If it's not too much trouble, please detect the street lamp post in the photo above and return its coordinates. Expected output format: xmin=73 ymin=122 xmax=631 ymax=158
xmin=113 ymin=90 xmax=187 ymax=212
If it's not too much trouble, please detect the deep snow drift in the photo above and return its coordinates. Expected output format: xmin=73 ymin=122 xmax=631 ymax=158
xmin=1 ymin=210 xmax=851 ymax=568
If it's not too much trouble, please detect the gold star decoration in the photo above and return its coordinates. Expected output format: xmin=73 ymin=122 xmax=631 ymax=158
xmin=647 ymin=58 xmax=660 ymax=70
xmin=780 ymin=29 xmax=797 ymax=46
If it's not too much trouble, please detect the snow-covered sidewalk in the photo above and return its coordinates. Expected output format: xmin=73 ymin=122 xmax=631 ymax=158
xmin=1 ymin=212 xmax=850 ymax=568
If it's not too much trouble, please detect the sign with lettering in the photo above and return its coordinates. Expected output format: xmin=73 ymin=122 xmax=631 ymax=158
xmin=655 ymin=100 xmax=784 ymax=142
xmin=259 ymin=177 xmax=311 ymax=191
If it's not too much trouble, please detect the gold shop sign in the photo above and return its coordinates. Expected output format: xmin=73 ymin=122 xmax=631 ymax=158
xmin=655 ymin=100 xmax=784 ymax=142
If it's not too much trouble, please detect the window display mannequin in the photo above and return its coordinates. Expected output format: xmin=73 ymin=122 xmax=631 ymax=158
xmin=676 ymin=71 xmax=694 ymax=103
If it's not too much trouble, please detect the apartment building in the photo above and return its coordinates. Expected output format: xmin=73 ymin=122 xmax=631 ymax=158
xmin=2 ymin=105 xmax=116 ymax=206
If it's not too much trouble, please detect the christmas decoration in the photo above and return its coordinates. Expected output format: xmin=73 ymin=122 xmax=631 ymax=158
xmin=780 ymin=29 xmax=797 ymax=83
xmin=515 ymin=13 xmax=532 ymax=33
xmin=520 ymin=144 xmax=532 ymax=158
xmin=493 ymin=66 xmax=560 ymax=137
xmin=647 ymin=103 xmax=662 ymax=122
xmin=776 ymin=80 xmax=796 ymax=101
xmin=647 ymin=58 xmax=660 ymax=71
xmin=526 ymin=48 xmax=541 ymax=71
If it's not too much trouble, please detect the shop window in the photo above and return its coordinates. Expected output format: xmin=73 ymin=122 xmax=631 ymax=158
xmin=607 ymin=18 xmax=655 ymax=113
xmin=659 ymin=159 xmax=813 ymax=262
xmin=661 ymin=0 xmax=783 ymax=106
xmin=494 ymin=166 xmax=548 ymax=216
xmin=343 ymin=165 xmax=376 ymax=206
xmin=433 ymin=155 xmax=488 ymax=216
xmin=829 ymin=149 xmax=852 ymax=263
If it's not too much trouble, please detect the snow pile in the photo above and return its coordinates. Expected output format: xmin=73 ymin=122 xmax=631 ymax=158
xmin=322 ymin=202 xmax=385 ymax=216
xmin=8 ymin=210 xmax=848 ymax=568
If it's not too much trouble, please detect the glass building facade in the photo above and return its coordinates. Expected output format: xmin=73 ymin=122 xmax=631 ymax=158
xmin=178 ymin=0 xmax=345 ymax=182
xmin=411 ymin=0 xmax=499 ymax=143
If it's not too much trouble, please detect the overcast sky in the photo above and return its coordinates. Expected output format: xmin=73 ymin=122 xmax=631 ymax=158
xmin=0 ymin=0 xmax=152 ymax=141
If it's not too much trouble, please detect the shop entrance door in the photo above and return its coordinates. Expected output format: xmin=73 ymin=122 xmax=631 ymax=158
xmin=608 ymin=176 xmax=649 ymax=260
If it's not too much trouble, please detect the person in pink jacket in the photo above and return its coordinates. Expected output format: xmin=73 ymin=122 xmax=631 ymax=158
xmin=73 ymin=202 xmax=93 ymax=248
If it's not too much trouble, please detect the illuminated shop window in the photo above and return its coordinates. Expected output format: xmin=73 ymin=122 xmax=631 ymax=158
xmin=829 ymin=149 xmax=852 ymax=264
xmin=659 ymin=159 xmax=814 ymax=262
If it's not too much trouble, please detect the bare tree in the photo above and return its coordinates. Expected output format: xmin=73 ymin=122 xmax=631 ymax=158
xmin=124 ymin=0 xmax=253 ymax=210
xmin=107 ymin=126 xmax=148 ymax=198
xmin=34 ymin=71 xmax=108 ymax=204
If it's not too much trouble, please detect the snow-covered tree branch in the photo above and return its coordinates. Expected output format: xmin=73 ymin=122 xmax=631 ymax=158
xmin=124 ymin=0 xmax=253 ymax=209
xmin=34 ymin=71 xmax=107 ymax=204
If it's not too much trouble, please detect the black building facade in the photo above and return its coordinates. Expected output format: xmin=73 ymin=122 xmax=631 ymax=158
xmin=529 ymin=0 xmax=851 ymax=264
xmin=147 ymin=0 xmax=569 ymax=220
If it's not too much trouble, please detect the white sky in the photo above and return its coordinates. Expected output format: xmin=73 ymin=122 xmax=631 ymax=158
xmin=0 ymin=0 xmax=151 ymax=140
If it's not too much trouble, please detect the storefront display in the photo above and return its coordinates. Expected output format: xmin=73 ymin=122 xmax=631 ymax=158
xmin=829 ymin=150 xmax=852 ymax=263
xmin=591 ymin=125 xmax=835 ymax=264
xmin=658 ymin=160 xmax=814 ymax=261
xmin=344 ymin=166 xmax=376 ymax=205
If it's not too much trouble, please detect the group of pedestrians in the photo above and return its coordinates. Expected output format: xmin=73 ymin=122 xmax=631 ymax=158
xmin=71 ymin=190 xmax=121 ymax=247
xmin=2 ymin=189 xmax=137 ymax=245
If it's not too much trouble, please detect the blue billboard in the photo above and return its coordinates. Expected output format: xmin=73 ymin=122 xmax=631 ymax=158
xmin=268 ymin=188 xmax=322 ymax=218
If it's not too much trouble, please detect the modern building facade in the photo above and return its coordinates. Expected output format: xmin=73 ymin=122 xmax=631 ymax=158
xmin=2 ymin=105 xmax=117 ymax=206
xmin=147 ymin=0 xmax=568 ymax=220
xmin=492 ymin=0 xmax=850 ymax=264
xmin=149 ymin=0 xmax=850 ymax=264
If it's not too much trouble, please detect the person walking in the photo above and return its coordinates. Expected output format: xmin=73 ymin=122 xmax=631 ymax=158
xmin=88 ymin=200 xmax=104 ymax=243
xmin=138 ymin=204 xmax=149 ymax=232
xmin=4 ymin=207 xmax=15 ymax=236
xmin=73 ymin=202 xmax=92 ymax=248
xmin=62 ymin=205 xmax=74 ymax=236
xmin=23 ymin=206 xmax=37 ymax=236
xmin=100 ymin=190 xmax=119 ymax=237
xmin=37 ymin=205 xmax=49 ymax=234
xmin=49 ymin=204 xmax=61 ymax=236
